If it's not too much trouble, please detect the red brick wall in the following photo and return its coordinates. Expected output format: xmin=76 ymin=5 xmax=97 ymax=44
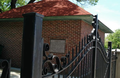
xmin=0 ymin=21 xmax=23 ymax=67
xmin=42 ymin=20 xmax=81 ymax=58
xmin=81 ymin=20 xmax=93 ymax=39
xmin=98 ymin=29 xmax=105 ymax=44
xmin=0 ymin=20 xmax=105 ymax=67
xmin=81 ymin=21 xmax=105 ymax=44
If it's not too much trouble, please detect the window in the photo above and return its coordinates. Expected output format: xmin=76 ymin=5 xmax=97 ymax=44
xmin=50 ymin=40 xmax=66 ymax=53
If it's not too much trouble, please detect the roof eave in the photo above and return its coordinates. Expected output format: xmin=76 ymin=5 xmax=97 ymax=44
xmin=0 ymin=15 xmax=113 ymax=33
xmin=0 ymin=18 xmax=23 ymax=22
xmin=43 ymin=15 xmax=113 ymax=33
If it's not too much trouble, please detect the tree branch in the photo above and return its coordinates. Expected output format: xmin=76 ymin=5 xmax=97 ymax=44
xmin=28 ymin=0 xmax=35 ymax=4
xmin=0 ymin=9 xmax=2 ymax=13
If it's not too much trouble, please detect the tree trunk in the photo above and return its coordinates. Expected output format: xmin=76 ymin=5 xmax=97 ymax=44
xmin=11 ymin=0 xmax=17 ymax=9
xmin=28 ymin=0 xmax=35 ymax=4
xmin=0 ymin=9 xmax=2 ymax=13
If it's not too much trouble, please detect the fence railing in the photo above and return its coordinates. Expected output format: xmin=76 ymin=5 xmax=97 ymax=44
xmin=0 ymin=59 xmax=11 ymax=78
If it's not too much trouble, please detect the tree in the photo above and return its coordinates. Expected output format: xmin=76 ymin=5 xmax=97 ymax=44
xmin=0 ymin=0 xmax=40 ymax=12
xmin=105 ymin=29 xmax=120 ymax=49
xmin=11 ymin=0 xmax=17 ymax=9
xmin=0 ymin=0 xmax=27 ymax=12
xmin=28 ymin=0 xmax=36 ymax=4
xmin=76 ymin=0 xmax=98 ymax=6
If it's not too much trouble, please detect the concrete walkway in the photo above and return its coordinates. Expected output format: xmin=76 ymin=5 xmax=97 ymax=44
xmin=0 ymin=67 xmax=20 ymax=78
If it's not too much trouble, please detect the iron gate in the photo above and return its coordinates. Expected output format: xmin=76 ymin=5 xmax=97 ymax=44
xmin=0 ymin=12 xmax=116 ymax=78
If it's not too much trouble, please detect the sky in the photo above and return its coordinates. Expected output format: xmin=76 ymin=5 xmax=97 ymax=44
xmin=26 ymin=0 xmax=120 ymax=35
xmin=69 ymin=0 xmax=120 ymax=34
xmin=85 ymin=0 xmax=120 ymax=32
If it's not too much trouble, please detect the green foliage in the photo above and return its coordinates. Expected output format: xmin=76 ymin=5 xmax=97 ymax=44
xmin=16 ymin=0 xmax=27 ymax=8
xmin=77 ymin=0 xmax=99 ymax=6
xmin=0 ymin=0 xmax=10 ymax=12
xmin=105 ymin=29 xmax=120 ymax=49
xmin=0 ymin=0 xmax=27 ymax=12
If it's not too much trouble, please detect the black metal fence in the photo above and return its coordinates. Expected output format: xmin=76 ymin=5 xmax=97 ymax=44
xmin=0 ymin=59 xmax=11 ymax=78
xmin=111 ymin=50 xmax=117 ymax=78
xmin=0 ymin=13 xmax=117 ymax=78
xmin=41 ymin=15 xmax=113 ymax=78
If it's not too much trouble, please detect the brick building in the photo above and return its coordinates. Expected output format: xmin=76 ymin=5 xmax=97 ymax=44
xmin=0 ymin=0 xmax=113 ymax=68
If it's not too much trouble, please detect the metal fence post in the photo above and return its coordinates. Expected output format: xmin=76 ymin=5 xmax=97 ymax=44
xmin=21 ymin=12 xmax=44 ymax=78
xmin=108 ymin=42 xmax=112 ymax=78
xmin=92 ymin=15 xmax=98 ymax=78
xmin=114 ymin=49 xmax=117 ymax=78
